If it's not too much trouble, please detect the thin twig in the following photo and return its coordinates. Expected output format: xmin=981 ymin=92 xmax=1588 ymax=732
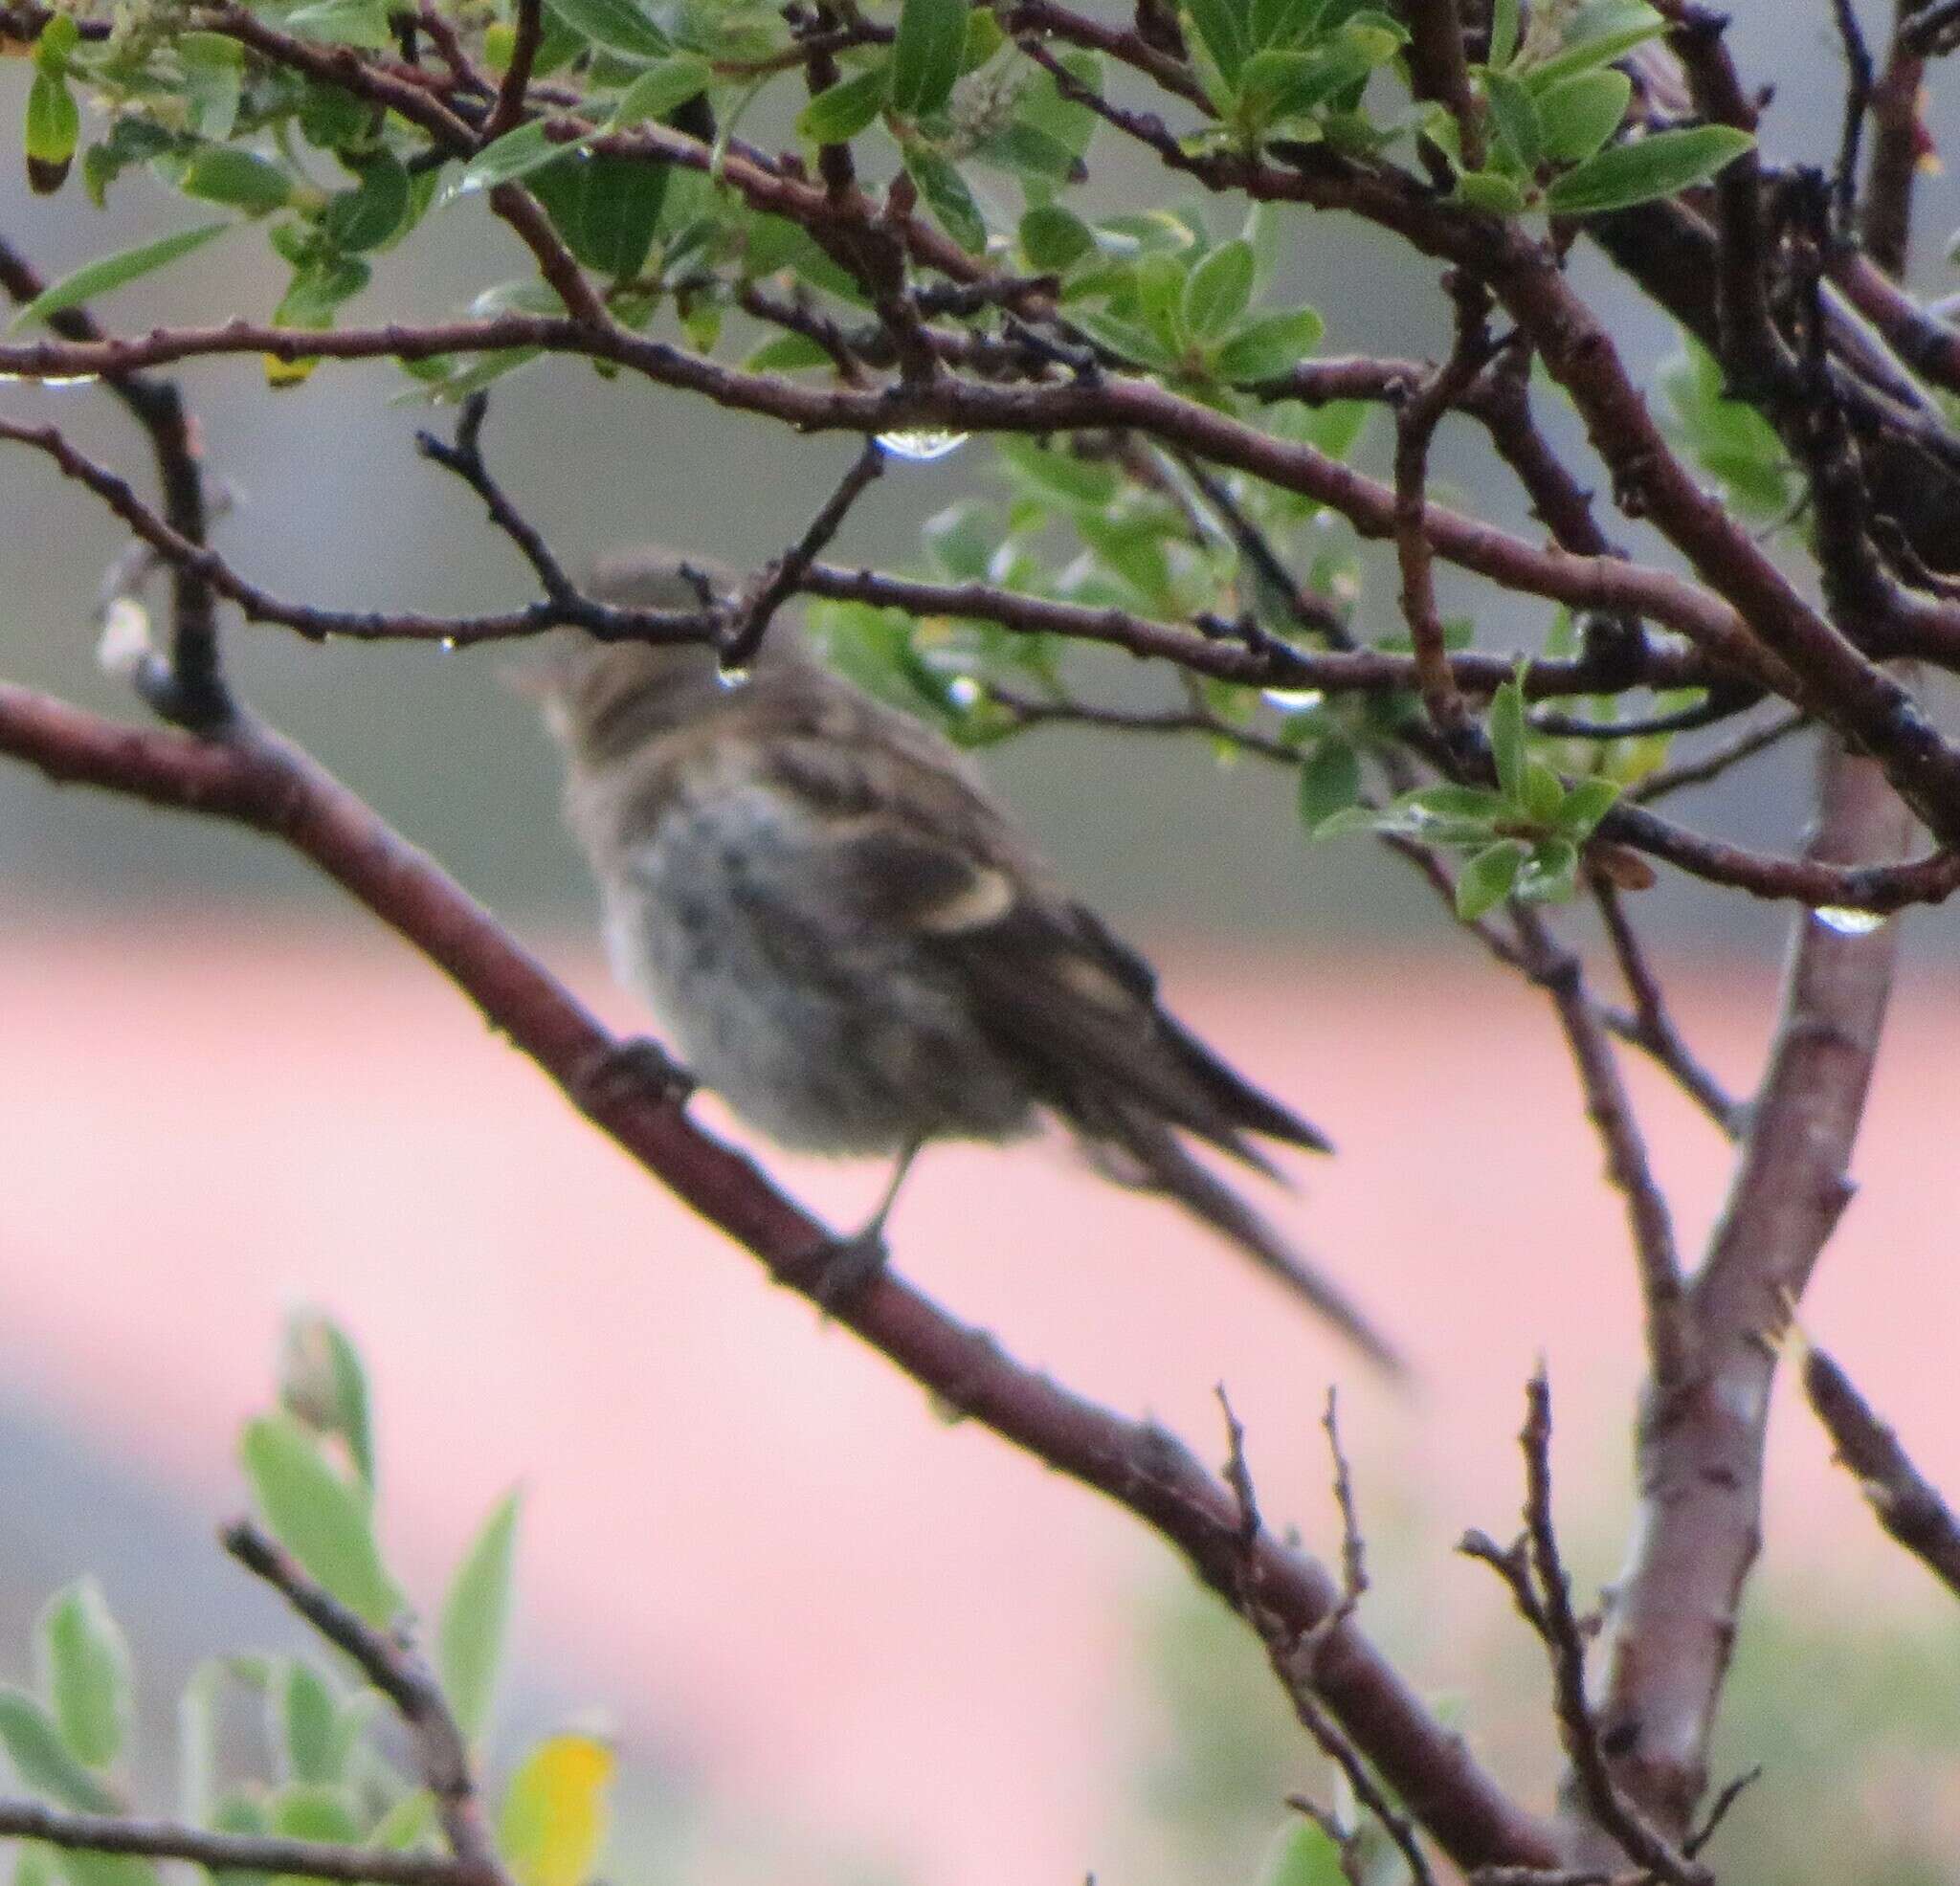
xmin=721 ymin=436 xmax=886 ymax=668
xmin=0 ymin=1803 xmax=490 ymax=1886
xmin=1518 ymin=1374 xmax=1710 ymax=1886
xmin=1592 ymin=880 xmax=1742 ymax=1138
xmin=481 ymin=0 xmax=543 ymax=139
xmin=1513 ymin=918 xmax=1693 ymax=1383
xmin=1683 ymin=1764 xmax=1762 ymax=1860
xmin=1214 ymin=1397 xmax=1437 ymax=1886
xmin=221 ymin=1522 xmax=511 ymax=1885
xmin=415 ymin=394 xmax=577 ymax=605
xmin=1803 ymin=1343 xmax=1960 ymax=1597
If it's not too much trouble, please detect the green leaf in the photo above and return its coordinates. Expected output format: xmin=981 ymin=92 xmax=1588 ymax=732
xmin=744 ymin=331 xmax=833 ymax=370
xmin=1298 ymin=741 xmax=1360 ymax=831
xmin=1519 ymin=835 xmax=1580 ymax=900
xmin=1547 ymin=123 xmax=1752 ymax=215
xmin=1489 ymin=676 xmax=1526 ymax=801
xmin=1180 ymin=238 xmax=1255 ymax=340
xmin=1212 ymin=305 xmax=1324 ymax=383
xmin=36 ymin=1583 xmax=131 ymax=1771
xmin=1556 ymin=774 xmax=1621 ymax=835
xmin=1398 ymin=785 xmax=1503 ymax=823
xmin=891 ymin=0 xmax=969 ymax=117
xmin=269 ymin=1784 xmax=364 ymax=1849
xmin=240 ymin=1415 xmax=402 ymax=1628
xmin=902 ymin=144 xmax=986 ymax=253
xmin=797 ymin=66 xmax=889 ymax=144
xmin=1521 ymin=755 xmax=1566 ymax=825
xmin=1237 ymin=45 xmax=1372 ymax=124
xmin=1482 ymin=68 xmax=1542 ymax=170
xmin=1074 ymin=310 xmax=1179 ymax=371
xmin=371 ymin=1793 xmax=438 ymax=1851
xmin=439 ymin=1492 xmax=522 ymax=1745
xmin=1249 ymin=0 xmax=1328 ymax=52
xmin=1452 ymin=167 xmax=1528 ymax=213
xmin=531 ymin=152 xmax=665 ymax=277
xmin=975 ymin=121 xmax=1082 ymax=183
xmin=1306 ymin=802 xmax=1382 ymax=839
xmin=25 ymin=72 xmax=78 ymax=194
xmin=1255 ymin=1819 xmax=1348 ymax=1886
xmin=995 ymin=435 xmax=1122 ymax=507
xmin=275 ymin=1663 xmax=341 ymax=1786
xmin=32 ymin=11 xmax=77 ymax=75
xmin=1019 ymin=203 xmax=1095 ymax=270
xmin=180 ymin=33 xmax=245 ymax=140
xmin=1457 ymin=839 xmax=1527 ymax=919
xmin=610 ymin=53 xmax=715 ymax=125
xmin=1185 ymin=0 xmax=1252 ymax=84
xmin=447 ymin=122 xmax=595 ymax=200
xmin=9 ymin=223 xmax=229 ymax=331
xmin=1524 ymin=2 xmax=1664 ymax=89
xmin=284 ymin=0 xmax=392 ymax=45
xmin=278 ymin=1312 xmax=377 ymax=1497
xmin=323 ymin=152 xmax=411 ymax=252
xmin=1536 ymin=68 xmax=1630 ymax=164
xmin=1488 ymin=0 xmax=1521 ymax=65
xmin=179 ymin=147 xmax=294 ymax=214
xmin=297 ymin=82 xmax=371 ymax=152
xmin=274 ymin=255 xmax=371 ymax=332
xmin=0 ymin=1691 xmax=119 ymax=1810
xmin=543 ymin=0 xmax=671 ymax=59
xmin=962 ymin=6 xmax=1006 ymax=68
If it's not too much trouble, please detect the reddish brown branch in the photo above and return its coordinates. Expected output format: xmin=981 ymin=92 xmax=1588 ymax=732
xmin=1581 ymin=737 xmax=1916 ymax=1846
xmin=0 ymin=683 xmax=1559 ymax=1879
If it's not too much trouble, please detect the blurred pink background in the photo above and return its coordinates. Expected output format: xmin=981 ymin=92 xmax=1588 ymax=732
xmin=5 ymin=920 xmax=1958 ymax=1883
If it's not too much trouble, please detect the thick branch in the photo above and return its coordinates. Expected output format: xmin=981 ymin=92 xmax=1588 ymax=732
xmin=1579 ymin=737 xmax=1916 ymax=1845
xmin=0 ymin=683 xmax=1559 ymax=1878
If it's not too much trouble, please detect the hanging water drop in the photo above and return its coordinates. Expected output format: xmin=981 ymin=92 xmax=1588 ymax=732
xmin=1812 ymin=905 xmax=1886 ymax=935
xmin=1261 ymin=687 xmax=1325 ymax=712
xmin=38 ymin=372 xmax=101 ymax=388
xmin=875 ymin=429 xmax=969 ymax=463
xmin=440 ymin=636 xmax=458 ymax=653
xmin=947 ymin=675 xmax=981 ymax=709
xmin=717 ymin=663 xmax=751 ymax=690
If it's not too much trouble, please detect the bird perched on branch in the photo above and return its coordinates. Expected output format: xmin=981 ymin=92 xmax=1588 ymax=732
xmin=529 ymin=549 xmax=1402 ymax=1373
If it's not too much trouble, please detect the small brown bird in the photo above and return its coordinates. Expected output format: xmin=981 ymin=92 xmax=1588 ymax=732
xmin=533 ymin=550 xmax=1402 ymax=1372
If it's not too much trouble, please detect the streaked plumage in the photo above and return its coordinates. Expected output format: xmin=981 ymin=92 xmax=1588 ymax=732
xmin=534 ymin=550 xmax=1402 ymax=1372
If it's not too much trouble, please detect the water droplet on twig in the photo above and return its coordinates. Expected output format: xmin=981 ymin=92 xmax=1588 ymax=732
xmin=1811 ymin=905 xmax=1886 ymax=935
xmin=875 ymin=429 xmax=969 ymax=463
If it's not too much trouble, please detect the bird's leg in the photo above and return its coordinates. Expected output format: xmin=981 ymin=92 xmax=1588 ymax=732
xmin=794 ymin=1141 xmax=922 ymax=1310
xmin=573 ymin=1035 xmax=698 ymax=1115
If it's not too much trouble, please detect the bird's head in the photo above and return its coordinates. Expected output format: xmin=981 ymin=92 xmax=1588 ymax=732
xmin=512 ymin=548 xmax=755 ymax=764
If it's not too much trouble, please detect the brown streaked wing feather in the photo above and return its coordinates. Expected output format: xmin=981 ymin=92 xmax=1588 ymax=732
xmin=756 ymin=706 xmax=1331 ymax=1164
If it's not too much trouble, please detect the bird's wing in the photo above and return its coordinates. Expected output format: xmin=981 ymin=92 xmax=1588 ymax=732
xmin=758 ymin=722 xmax=1332 ymax=1165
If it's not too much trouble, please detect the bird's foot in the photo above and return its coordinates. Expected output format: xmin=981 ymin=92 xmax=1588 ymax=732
xmin=790 ymin=1225 xmax=892 ymax=1316
xmin=574 ymin=1035 xmax=697 ymax=1114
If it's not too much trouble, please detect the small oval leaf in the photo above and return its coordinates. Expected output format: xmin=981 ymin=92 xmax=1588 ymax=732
xmin=1545 ymin=124 xmax=1753 ymax=216
xmin=891 ymin=0 xmax=970 ymax=116
xmin=240 ymin=1415 xmax=401 ymax=1628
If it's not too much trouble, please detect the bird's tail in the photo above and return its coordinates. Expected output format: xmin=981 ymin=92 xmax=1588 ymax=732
xmin=1088 ymin=1116 xmax=1408 ymax=1377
